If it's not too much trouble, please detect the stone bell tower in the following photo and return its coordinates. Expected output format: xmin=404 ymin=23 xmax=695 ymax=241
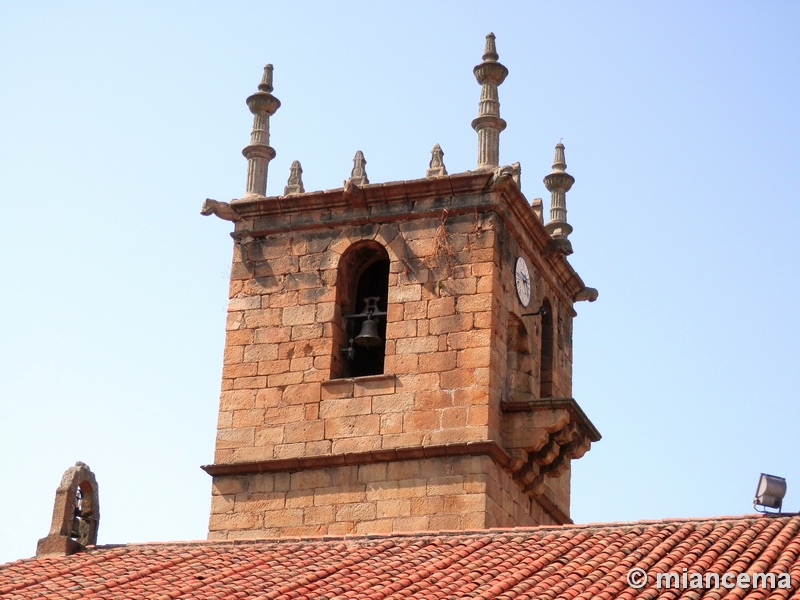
xmin=201 ymin=34 xmax=600 ymax=539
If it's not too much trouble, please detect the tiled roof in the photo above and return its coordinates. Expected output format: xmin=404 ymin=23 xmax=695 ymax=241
xmin=2 ymin=515 xmax=799 ymax=599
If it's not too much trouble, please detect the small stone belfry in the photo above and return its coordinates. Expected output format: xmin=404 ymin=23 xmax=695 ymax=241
xmin=202 ymin=36 xmax=599 ymax=538
xmin=36 ymin=462 xmax=100 ymax=557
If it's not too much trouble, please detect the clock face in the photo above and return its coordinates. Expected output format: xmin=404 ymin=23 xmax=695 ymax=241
xmin=515 ymin=256 xmax=531 ymax=307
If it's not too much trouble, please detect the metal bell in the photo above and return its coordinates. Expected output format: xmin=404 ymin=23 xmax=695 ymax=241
xmin=354 ymin=317 xmax=382 ymax=348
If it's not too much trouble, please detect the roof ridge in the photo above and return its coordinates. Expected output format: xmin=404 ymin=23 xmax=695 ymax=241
xmin=57 ymin=513 xmax=800 ymax=553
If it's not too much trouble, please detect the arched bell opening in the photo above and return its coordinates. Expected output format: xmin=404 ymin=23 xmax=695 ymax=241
xmin=70 ymin=480 xmax=98 ymax=547
xmin=332 ymin=241 xmax=390 ymax=379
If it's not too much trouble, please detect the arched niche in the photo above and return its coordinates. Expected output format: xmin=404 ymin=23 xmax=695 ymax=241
xmin=506 ymin=313 xmax=535 ymax=402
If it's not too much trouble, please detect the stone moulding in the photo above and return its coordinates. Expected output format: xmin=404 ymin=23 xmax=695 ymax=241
xmin=201 ymin=441 xmax=512 ymax=477
xmin=227 ymin=170 xmax=595 ymax=310
xmin=501 ymin=397 xmax=601 ymax=442
xmin=201 ymin=439 xmax=574 ymax=525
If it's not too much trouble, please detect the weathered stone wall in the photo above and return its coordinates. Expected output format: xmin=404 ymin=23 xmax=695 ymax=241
xmin=216 ymin=211 xmax=503 ymax=466
xmin=490 ymin=216 xmax=575 ymax=516
xmin=493 ymin=216 xmax=573 ymax=402
xmin=209 ymin=455 xmax=562 ymax=539
xmin=484 ymin=459 xmax=562 ymax=528
xmin=210 ymin=182 xmax=586 ymax=535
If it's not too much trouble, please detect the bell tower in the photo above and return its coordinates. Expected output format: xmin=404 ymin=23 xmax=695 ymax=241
xmin=202 ymin=35 xmax=600 ymax=539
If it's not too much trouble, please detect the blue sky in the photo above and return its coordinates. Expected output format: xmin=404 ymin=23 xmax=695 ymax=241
xmin=1 ymin=2 xmax=799 ymax=563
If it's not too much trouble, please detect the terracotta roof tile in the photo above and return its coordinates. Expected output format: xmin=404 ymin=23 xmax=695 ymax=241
xmin=2 ymin=515 xmax=800 ymax=599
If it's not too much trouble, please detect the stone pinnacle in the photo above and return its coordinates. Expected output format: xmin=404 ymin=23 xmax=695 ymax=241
xmin=543 ymin=142 xmax=575 ymax=241
xmin=472 ymin=33 xmax=508 ymax=170
xmin=239 ymin=64 xmax=281 ymax=201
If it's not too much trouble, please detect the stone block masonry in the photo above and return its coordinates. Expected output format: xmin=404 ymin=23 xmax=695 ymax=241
xmin=202 ymin=37 xmax=600 ymax=539
xmin=215 ymin=211 xmax=508 ymax=466
xmin=204 ymin=170 xmax=599 ymax=536
xmin=208 ymin=455 xmax=564 ymax=539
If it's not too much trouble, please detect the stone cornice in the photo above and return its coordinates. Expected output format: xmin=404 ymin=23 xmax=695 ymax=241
xmin=501 ymin=397 xmax=602 ymax=443
xmin=201 ymin=440 xmax=571 ymax=525
xmin=201 ymin=441 xmax=512 ymax=477
xmin=228 ymin=170 xmax=592 ymax=311
xmin=229 ymin=171 xmax=486 ymax=217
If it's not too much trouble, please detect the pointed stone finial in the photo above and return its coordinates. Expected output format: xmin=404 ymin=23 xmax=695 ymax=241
xmin=426 ymin=144 xmax=448 ymax=178
xmin=348 ymin=150 xmax=369 ymax=185
xmin=258 ymin=64 xmax=274 ymax=93
xmin=482 ymin=32 xmax=499 ymax=62
xmin=544 ymin=142 xmax=575 ymax=246
xmin=284 ymin=160 xmax=305 ymax=195
xmin=552 ymin=141 xmax=566 ymax=171
xmin=472 ymin=34 xmax=508 ymax=170
xmin=237 ymin=64 xmax=281 ymax=202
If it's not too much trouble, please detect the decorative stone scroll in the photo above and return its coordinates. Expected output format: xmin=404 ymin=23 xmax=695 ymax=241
xmin=36 ymin=462 xmax=100 ymax=558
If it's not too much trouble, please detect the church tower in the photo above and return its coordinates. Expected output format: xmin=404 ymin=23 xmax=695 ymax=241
xmin=201 ymin=34 xmax=600 ymax=539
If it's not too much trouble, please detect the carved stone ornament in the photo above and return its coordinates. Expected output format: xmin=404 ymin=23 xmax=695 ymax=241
xmin=546 ymin=236 xmax=574 ymax=257
xmin=284 ymin=160 xmax=305 ymax=195
xmin=240 ymin=64 xmax=280 ymax=201
xmin=544 ymin=142 xmax=575 ymax=241
xmin=347 ymin=150 xmax=369 ymax=186
xmin=490 ymin=163 xmax=521 ymax=192
xmin=201 ymin=198 xmax=241 ymax=222
xmin=574 ymin=287 xmax=599 ymax=302
xmin=426 ymin=144 xmax=448 ymax=178
xmin=472 ymin=33 xmax=508 ymax=170
xmin=531 ymin=197 xmax=543 ymax=223
xmin=36 ymin=461 xmax=100 ymax=558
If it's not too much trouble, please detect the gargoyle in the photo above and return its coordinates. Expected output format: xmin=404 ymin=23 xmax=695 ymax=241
xmin=490 ymin=162 xmax=521 ymax=192
xmin=573 ymin=287 xmax=599 ymax=302
xmin=201 ymin=198 xmax=241 ymax=222
xmin=546 ymin=236 xmax=574 ymax=256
